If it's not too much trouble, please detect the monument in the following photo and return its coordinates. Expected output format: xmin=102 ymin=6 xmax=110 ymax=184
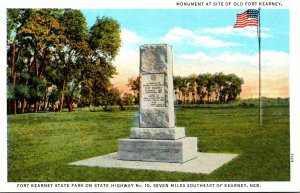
xmin=117 ymin=44 xmax=198 ymax=163
xmin=70 ymin=44 xmax=238 ymax=174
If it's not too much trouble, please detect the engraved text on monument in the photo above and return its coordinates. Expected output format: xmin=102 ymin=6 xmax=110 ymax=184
xmin=141 ymin=73 xmax=165 ymax=108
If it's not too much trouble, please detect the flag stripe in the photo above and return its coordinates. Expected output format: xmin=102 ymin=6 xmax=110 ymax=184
xmin=234 ymin=20 xmax=258 ymax=28
xmin=233 ymin=9 xmax=259 ymax=28
xmin=237 ymin=15 xmax=249 ymax=19
xmin=235 ymin=19 xmax=258 ymax=24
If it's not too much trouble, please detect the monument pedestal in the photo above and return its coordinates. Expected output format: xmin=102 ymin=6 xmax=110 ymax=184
xmin=118 ymin=130 xmax=198 ymax=163
xmin=118 ymin=126 xmax=198 ymax=163
xmin=130 ymin=127 xmax=185 ymax=140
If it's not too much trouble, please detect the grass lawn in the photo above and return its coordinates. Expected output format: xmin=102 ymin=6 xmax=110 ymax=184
xmin=7 ymin=105 xmax=290 ymax=182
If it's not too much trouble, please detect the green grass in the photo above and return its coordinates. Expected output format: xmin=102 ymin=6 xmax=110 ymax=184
xmin=7 ymin=105 xmax=290 ymax=182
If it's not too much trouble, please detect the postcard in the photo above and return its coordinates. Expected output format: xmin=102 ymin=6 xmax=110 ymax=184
xmin=1 ymin=0 xmax=299 ymax=192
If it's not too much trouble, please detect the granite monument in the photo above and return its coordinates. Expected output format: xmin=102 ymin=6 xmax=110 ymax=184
xmin=117 ymin=44 xmax=198 ymax=163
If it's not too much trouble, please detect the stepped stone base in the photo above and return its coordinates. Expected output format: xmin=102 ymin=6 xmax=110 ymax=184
xmin=130 ymin=127 xmax=185 ymax=140
xmin=117 ymin=137 xmax=198 ymax=163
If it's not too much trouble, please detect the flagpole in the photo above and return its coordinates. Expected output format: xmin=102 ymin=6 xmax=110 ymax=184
xmin=258 ymin=8 xmax=262 ymax=126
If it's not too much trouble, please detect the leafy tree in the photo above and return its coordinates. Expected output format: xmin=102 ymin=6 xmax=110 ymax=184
xmin=180 ymin=77 xmax=189 ymax=104
xmin=196 ymin=74 xmax=209 ymax=104
xmin=179 ymin=72 xmax=244 ymax=104
xmin=173 ymin=76 xmax=182 ymax=103
xmin=79 ymin=16 xmax=121 ymax=110
xmin=7 ymin=83 xmax=15 ymax=113
xmin=80 ymin=74 xmax=108 ymax=110
xmin=225 ymin=74 xmax=244 ymax=102
xmin=8 ymin=9 xmax=65 ymax=113
xmin=78 ymin=79 xmax=93 ymax=107
xmin=7 ymin=9 xmax=31 ymax=114
xmin=7 ymin=8 xmax=245 ymax=113
xmin=7 ymin=9 xmax=122 ymax=114
xmin=28 ymin=77 xmax=47 ymax=112
xmin=213 ymin=72 xmax=227 ymax=103
xmin=122 ymin=93 xmax=135 ymax=106
xmin=65 ymin=80 xmax=81 ymax=112
xmin=174 ymin=76 xmax=188 ymax=104
xmin=48 ymin=87 xmax=60 ymax=112
xmin=89 ymin=16 xmax=121 ymax=60
xmin=187 ymin=74 xmax=197 ymax=104
xmin=102 ymin=87 xmax=122 ymax=111
xmin=127 ymin=76 xmax=140 ymax=104
xmin=203 ymin=73 xmax=215 ymax=103
xmin=54 ymin=9 xmax=89 ymax=112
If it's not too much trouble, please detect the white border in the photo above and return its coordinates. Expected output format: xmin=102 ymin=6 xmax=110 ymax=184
xmin=289 ymin=0 xmax=300 ymax=191
xmin=1 ymin=0 xmax=292 ymax=9
xmin=1 ymin=0 xmax=300 ymax=192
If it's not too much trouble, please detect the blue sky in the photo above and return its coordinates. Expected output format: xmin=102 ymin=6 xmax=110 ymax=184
xmin=82 ymin=9 xmax=289 ymax=52
xmin=81 ymin=9 xmax=289 ymax=98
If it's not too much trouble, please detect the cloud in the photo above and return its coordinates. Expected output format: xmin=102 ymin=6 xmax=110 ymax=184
xmin=261 ymin=50 xmax=288 ymax=67
xmin=161 ymin=26 xmax=272 ymax=48
xmin=121 ymin=29 xmax=146 ymax=47
xmin=201 ymin=26 xmax=272 ymax=38
xmin=178 ymin=52 xmax=209 ymax=60
xmin=161 ymin=27 xmax=240 ymax=48
xmin=111 ymin=29 xmax=145 ymax=92
xmin=177 ymin=50 xmax=288 ymax=68
xmin=177 ymin=51 xmax=256 ymax=67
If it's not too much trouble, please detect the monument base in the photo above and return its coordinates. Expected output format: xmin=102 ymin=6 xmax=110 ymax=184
xmin=69 ymin=152 xmax=239 ymax=174
xmin=130 ymin=127 xmax=185 ymax=140
xmin=117 ymin=137 xmax=198 ymax=163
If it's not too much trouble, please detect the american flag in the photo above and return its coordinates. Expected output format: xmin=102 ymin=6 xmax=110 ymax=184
xmin=233 ymin=9 xmax=259 ymax=28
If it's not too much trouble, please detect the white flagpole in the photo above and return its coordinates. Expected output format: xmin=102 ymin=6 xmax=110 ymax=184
xmin=258 ymin=8 xmax=262 ymax=126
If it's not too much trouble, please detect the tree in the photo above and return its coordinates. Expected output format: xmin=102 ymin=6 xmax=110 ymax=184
xmin=28 ymin=77 xmax=47 ymax=112
xmin=225 ymin=74 xmax=244 ymax=102
xmin=127 ymin=76 xmax=140 ymax=104
xmin=102 ymin=87 xmax=122 ymax=111
xmin=7 ymin=9 xmax=123 ymax=114
xmin=173 ymin=76 xmax=182 ymax=103
xmin=7 ymin=9 xmax=65 ymax=114
xmin=204 ymin=74 xmax=215 ymax=103
xmin=79 ymin=16 xmax=121 ymax=109
xmin=122 ymin=93 xmax=135 ymax=107
xmin=196 ymin=74 xmax=208 ymax=104
xmin=196 ymin=72 xmax=243 ymax=103
xmin=65 ymin=80 xmax=81 ymax=112
xmin=213 ymin=72 xmax=227 ymax=103
xmin=174 ymin=76 xmax=188 ymax=104
xmin=7 ymin=9 xmax=31 ymax=114
xmin=187 ymin=74 xmax=197 ymax=104
xmin=89 ymin=16 xmax=121 ymax=60
xmin=48 ymin=87 xmax=60 ymax=111
xmin=54 ymin=9 xmax=89 ymax=112
xmin=20 ymin=9 xmax=65 ymax=112
xmin=80 ymin=70 xmax=111 ymax=110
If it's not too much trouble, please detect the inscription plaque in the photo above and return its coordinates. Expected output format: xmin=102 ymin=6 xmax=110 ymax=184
xmin=141 ymin=73 xmax=165 ymax=108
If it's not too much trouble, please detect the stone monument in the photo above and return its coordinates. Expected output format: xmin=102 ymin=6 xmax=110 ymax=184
xmin=70 ymin=44 xmax=238 ymax=174
xmin=117 ymin=44 xmax=198 ymax=163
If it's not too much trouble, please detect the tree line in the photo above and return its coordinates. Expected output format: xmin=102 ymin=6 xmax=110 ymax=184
xmin=128 ymin=72 xmax=244 ymax=105
xmin=7 ymin=9 xmax=122 ymax=114
xmin=7 ymin=9 xmax=244 ymax=114
xmin=174 ymin=73 xmax=244 ymax=104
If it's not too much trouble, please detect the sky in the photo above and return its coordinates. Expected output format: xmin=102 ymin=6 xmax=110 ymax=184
xmin=81 ymin=9 xmax=289 ymax=98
